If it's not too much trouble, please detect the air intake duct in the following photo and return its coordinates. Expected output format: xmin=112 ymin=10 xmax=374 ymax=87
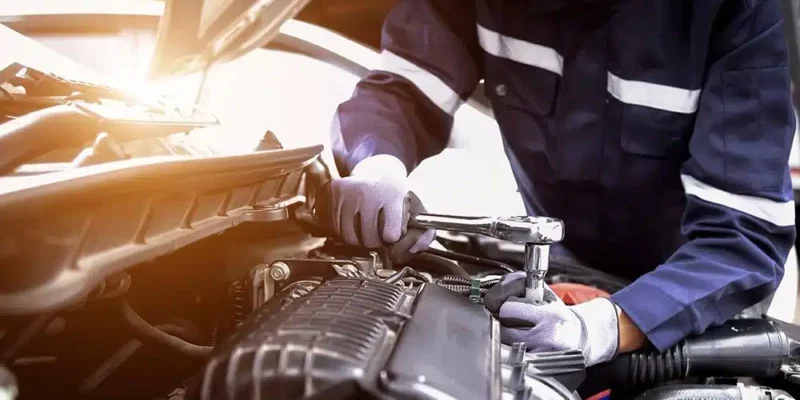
xmin=582 ymin=318 xmax=800 ymax=393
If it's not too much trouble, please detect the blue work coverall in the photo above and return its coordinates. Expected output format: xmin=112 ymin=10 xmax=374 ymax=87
xmin=331 ymin=0 xmax=797 ymax=351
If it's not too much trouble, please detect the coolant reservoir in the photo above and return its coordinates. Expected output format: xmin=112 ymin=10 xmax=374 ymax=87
xmin=550 ymin=283 xmax=610 ymax=305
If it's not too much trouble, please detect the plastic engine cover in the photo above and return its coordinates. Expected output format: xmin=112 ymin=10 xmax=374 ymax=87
xmin=187 ymin=278 xmax=502 ymax=400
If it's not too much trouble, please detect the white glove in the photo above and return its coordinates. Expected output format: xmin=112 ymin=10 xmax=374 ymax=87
xmin=485 ymin=272 xmax=620 ymax=366
xmin=319 ymin=155 xmax=436 ymax=261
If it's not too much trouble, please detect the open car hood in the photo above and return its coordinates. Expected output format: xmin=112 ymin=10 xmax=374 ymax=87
xmin=147 ymin=0 xmax=311 ymax=79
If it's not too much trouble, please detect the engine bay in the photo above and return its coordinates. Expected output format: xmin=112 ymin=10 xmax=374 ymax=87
xmin=2 ymin=5 xmax=800 ymax=397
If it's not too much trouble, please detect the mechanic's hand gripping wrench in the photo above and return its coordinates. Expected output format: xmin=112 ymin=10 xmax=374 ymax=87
xmin=409 ymin=214 xmax=565 ymax=303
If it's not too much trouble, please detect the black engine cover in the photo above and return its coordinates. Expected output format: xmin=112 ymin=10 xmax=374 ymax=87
xmin=187 ymin=278 xmax=501 ymax=400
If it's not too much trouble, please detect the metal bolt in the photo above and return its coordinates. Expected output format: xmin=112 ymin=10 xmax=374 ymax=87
xmin=269 ymin=262 xmax=290 ymax=281
xmin=369 ymin=251 xmax=382 ymax=270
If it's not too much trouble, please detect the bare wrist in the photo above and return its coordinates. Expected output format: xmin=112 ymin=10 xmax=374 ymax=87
xmin=613 ymin=303 xmax=647 ymax=354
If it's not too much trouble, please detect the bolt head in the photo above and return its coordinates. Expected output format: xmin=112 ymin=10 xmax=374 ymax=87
xmin=270 ymin=262 xmax=290 ymax=281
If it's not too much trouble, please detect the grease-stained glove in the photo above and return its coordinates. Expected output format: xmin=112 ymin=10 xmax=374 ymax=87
xmin=485 ymin=272 xmax=620 ymax=367
xmin=316 ymin=155 xmax=436 ymax=262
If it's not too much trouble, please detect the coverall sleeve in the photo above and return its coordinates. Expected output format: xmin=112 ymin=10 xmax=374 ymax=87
xmin=611 ymin=0 xmax=797 ymax=351
xmin=331 ymin=0 xmax=483 ymax=176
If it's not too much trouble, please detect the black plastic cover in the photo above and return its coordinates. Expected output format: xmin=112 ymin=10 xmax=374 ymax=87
xmin=382 ymin=281 xmax=499 ymax=400
xmin=188 ymin=278 xmax=502 ymax=400
xmin=0 ymin=146 xmax=321 ymax=315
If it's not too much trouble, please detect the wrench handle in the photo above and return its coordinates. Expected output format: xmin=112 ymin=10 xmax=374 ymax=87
xmin=409 ymin=214 xmax=495 ymax=236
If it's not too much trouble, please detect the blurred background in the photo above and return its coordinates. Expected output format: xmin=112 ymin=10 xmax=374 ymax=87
xmin=0 ymin=0 xmax=524 ymax=217
xmin=3 ymin=0 xmax=800 ymax=217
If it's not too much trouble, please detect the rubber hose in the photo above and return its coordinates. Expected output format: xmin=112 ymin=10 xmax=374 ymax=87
xmin=582 ymin=344 xmax=688 ymax=394
xmin=634 ymin=385 xmax=742 ymax=400
xmin=407 ymin=252 xmax=470 ymax=278
xmin=79 ymin=323 xmax=197 ymax=392
xmin=120 ymin=301 xmax=213 ymax=358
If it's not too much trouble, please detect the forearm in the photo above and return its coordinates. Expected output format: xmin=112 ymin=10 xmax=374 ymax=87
xmin=610 ymin=200 xmax=792 ymax=352
xmin=332 ymin=85 xmax=427 ymax=176
xmin=332 ymin=0 xmax=482 ymax=177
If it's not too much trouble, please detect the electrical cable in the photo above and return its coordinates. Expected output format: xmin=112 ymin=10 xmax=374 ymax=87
xmin=120 ymin=301 xmax=213 ymax=358
xmin=424 ymin=248 xmax=515 ymax=273
xmin=436 ymin=275 xmax=500 ymax=288
xmin=437 ymin=284 xmax=490 ymax=296
xmin=406 ymin=251 xmax=470 ymax=278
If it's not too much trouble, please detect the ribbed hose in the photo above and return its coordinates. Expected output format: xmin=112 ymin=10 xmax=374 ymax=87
xmin=582 ymin=319 xmax=795 ymax=397
xmin=582 ymin=343 xmax=689 ymax=394
xmin=625 ymin=345 xmax=689 ymax=388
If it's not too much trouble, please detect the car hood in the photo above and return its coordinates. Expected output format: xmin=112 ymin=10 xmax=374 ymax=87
xmin=147 ymin=0 xmax=311 ymax=80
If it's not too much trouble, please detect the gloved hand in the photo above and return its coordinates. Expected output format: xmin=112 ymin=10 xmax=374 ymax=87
xmin=316 ymin=155 xmax=436 ymax=262
xmin=485 ymin=272 xmax=620 ymax=367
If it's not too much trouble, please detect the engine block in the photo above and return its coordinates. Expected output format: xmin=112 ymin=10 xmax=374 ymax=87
xmin=187 ymin=276 xmax=578 ymax=400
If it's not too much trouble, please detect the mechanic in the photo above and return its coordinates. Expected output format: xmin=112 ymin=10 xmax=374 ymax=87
xmin=323 ymin=0 xmax=797 ymax=367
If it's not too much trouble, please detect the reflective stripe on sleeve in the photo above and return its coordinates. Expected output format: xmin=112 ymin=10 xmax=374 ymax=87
xmin=378 ymin=50 xmax=463 ymax=115
xmin=681 ymin=174 xmax=795 ymax=227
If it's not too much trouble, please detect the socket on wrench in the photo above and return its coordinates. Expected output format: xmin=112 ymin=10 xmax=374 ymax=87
xmin=409 ymin=214 xmax=565 ymax=302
